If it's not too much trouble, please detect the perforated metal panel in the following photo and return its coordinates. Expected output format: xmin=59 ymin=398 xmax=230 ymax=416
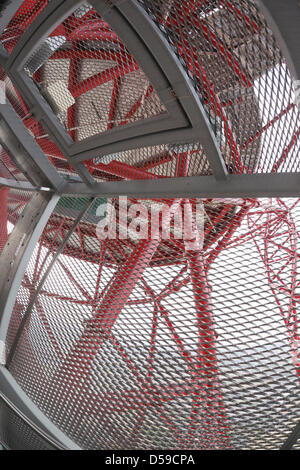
xmin=0 ymin=0 xmax=299 ymax=451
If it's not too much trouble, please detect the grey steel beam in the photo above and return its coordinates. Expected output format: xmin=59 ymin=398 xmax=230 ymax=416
xmin=0 ymin=102 xmax=65 ymax=191
xmin=63 ymin=172 xmax=300 ymax=198
xmin=4 ymin=0 xmax=185 ymax=133
xmin=2 ymin=2 xmax=188 ymax=168
xmin=0 ymin=368 xmax=80 ymax=449
xmin=4 ymin=0 xmax=187 ymax=150
xmin=0 ymin=177 xmax=43 ymax=192
xmin=257 ymin=0 xmax=300 ymax=80
xmin=99 ymin=0 xmax=227 ymax=177
xmin=69 ymin=115 xmax=189 ymax=156
xmin=0 ymin=192 xmax=59 ymax=346
xmin=0 ymin=41 xmax=8 ymax=64
xmin=0 ymin=0 xmax=77 ymax=157
xmin=0 ymin=0 xmax=23 ymax=36
xmin=69 ymin=126 xmax=218 ymax=165
xmin=7 ymin=68 xmax=75 ymax=152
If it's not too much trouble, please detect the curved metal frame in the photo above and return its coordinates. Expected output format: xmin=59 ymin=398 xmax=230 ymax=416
xmin=0 ymin=0 xmax=299 ymax=450
xmin=2 ymin=0 xmax=227 ymax=180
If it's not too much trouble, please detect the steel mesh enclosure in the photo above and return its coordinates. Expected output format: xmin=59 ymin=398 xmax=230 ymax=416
xmin=138 ymin=0 xmax=299 ymax=174
xmin=3 ymin=195 xmax=300 ymax=450
xmin=0 ymin=394 xmax=61 ymax=450
xmin=0 ymin=0 xmax=299 ymax=451
xmin=1 ymin=1 xmax=299 ymax=180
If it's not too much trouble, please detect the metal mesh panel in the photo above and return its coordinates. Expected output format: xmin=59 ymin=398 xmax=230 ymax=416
xmin=0 ymin=64 xmax=81 ymax=179
xmin=1 ymin=1 xmax=298 ymax=181
xmin=0 ymin=395 xmax=59 ymax=450
xmin=138 ymin=0 xmax=300 ymax=174
xmin=23 ymin=3 xmax=166 ymax=142
xmin=93 ymin=143 xmax=212 ymax=180
xmin=0 ymin=66 xmax=29 ymax=181
xmin=0 ymin=0 xmax=50 ymax=54
xmin=0 ymin=147 xmax=28 ymax=182
xmin=0 ymin=0 xmax=299 ymax=452
xmin=0 ymin=188 xmax=32 ymax=255
xmin=6 ymin=195 xmax=300 ymax=449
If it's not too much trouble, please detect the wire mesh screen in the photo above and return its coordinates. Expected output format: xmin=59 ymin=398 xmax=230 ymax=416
xmin=1 ymin=0 xmax=50 ymax=54
xmin=1 ymin=1 xmax=299 ymax=180
xmin=23 ymin=3 xmax=166 ymax=142
xmin=293 ymin=438 xmax=300 ymax=450
xmin=5 ymin=195 xmax=300 ymax=449
xmin=0 ymin=146 xmax=28 ymax=182
xmin=0 ymin=0 xmax=299 ymax=452
xmin=138 ymin=0 xmax=300 ymax=174
xmin=0 ymin=64 xmax=81 ymax=180
xmin=0 ymin=188 xmax=32 ymax=255
xmin=0 ymin=395 xmax=59 ymax=450
xmin=93 ymin=143 xmax=212 ymax=181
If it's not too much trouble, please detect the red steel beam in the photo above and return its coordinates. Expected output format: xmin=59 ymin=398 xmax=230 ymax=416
xmin=183 ymin=200 xmax=231 ymax=447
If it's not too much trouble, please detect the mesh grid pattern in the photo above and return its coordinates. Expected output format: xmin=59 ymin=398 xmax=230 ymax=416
xmin=23 ymin=3 xmax=166 ymax=142
xmin=138 ymin=0 xmax=300 ymax=174
xmin=0 ymin=0 xmax=299 ymax=452
xmin=6 ymin=196 xmax=300 ymax=449
xmin=0 ymin=1 xmax=299 ymax=180
xmin=0 ymin=65 xmax=81 ymax=179
xmin=0 ymin=395 xmax=58 ymax=450
xmin=0 ymin=147 xmax=28 ymax=182
xmin=0 ymin=188 xmax=32 ymax=255
xmin=293 ymin=438 xmax=300 ymax=450
xmin=1 ymin=0 xmax=50 ymax=54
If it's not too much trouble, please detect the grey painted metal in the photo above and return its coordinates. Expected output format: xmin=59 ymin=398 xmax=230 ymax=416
xmin=281 ymin=420 xmax=300 ymax=450
xmin=2 ymin=4 xmax=185 ymax=165
xmin=0 ymin=0 xmax=298 ymax=451
xmin=6 ymin=0 xmax=79 ymax=71
xmin=0 ymin=192 xmax=59 ymax=346
xmin=0 ymin=0 xmax=23 ymax=36
xmin=10 ymin=68 xmax=75 ymax=150
xmin=257 ymin=0 xmax=300 ymax=80
xmin=0 ymin=102 xmax=65 ymax=191
xmin=0 ymin=0 xmax=78 ymax=157
xmin=0 ymin=177 xmax=43 ymax=192
xmin=6 ymin=197 xmax=95 ymax=368
xmin=74 ymin=162 xmax=99 ymax=187
xmin=63 ymin=172 xmax=300 ymax=198
xmin=0 ymin=0 xmax=298 ymax=193
xmin=0 ymin=13 xmax=190 ymax=184
xmin=8 ymin=73 xmax=210 ymax=171
xmin=70 ymin=125 xmax=221 ymax=166
xmin=2 ymin=0 xmax=227 ymax=180
xmin=0 ymin=41 xmax=8 ymax=65
xmin=73 ymin=0 xmax=228 ymax=180
xmin=0 ymin=368 xmax=80 ymax=449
